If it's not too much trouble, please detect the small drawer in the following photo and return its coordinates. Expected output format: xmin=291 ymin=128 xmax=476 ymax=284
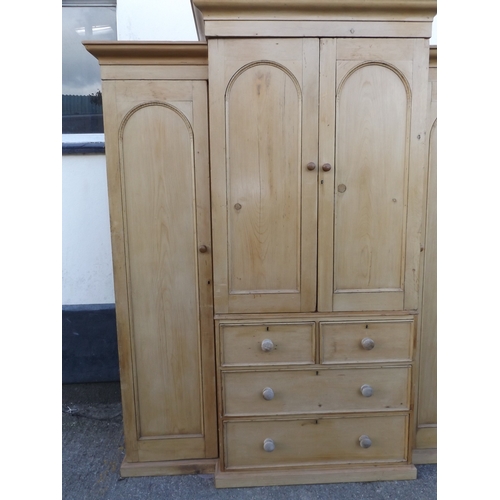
xmin=219 ymin=322 xmax=315 ymax=367
xmin=222 ymin=367 xmax=410 ymax=416
xmin=224 ymin=414 xmax=408 ymax=470
xmin=320 ymin=321 xmax=413 ymax=364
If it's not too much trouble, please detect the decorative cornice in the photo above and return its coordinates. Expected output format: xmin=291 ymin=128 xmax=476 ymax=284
xmin=192 ymin=0 xmax=437 ymax=22
xmin=83 ymin=42 xmax=208 ymax=65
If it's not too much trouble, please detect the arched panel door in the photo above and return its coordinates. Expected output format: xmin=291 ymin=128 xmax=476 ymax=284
xmin=209 ymin=39 xmax=319 ymax=313
xmin=334 ymin=63 xmax=410 ymax=311
xmin=105 ymin=79 xmax=217 ymax=463
xmin=317 ymin=38 xmax=428 ymax=312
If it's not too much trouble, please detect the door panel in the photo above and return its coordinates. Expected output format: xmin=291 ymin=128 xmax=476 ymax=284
xmin=107 ymin=80 xmax=216 ymax=461
xmin=209 ymin=39 xmax=319 ymax=313
xmin=318 ymin=38 xmax=428 ymax=312
xmin=227 ymin=63 xmax=301 ymax=295
xmin=335 ymin=63 xmax=408 ymax=292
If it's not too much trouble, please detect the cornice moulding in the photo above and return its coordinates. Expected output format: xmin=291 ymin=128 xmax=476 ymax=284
xmin=191 ymin=0 xmax=437 ymax=22
xmin=83 ymin=42 xmax=208 ymax=65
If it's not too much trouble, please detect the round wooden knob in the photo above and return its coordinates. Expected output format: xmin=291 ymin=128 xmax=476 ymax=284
xmin=322 ymin=163 xmax=332 ymax=172
xmin=199 ymin=245 xmax=208 ymax=253
xmin=262 ymin=387 xmax=275 ymax=400
xmin=361 ymin=338 xmax=375 ymax=350
xmin=359 ymin=435 xmax=372 ymax=448
xmin=306 ymin=162 xmax=316 ymax=171
xmin=338 ymin=184 xmax=347 ymax=193
xmin=360 ymin=384 xmax=373 ymax=397
xmin=263 ymin=438 xmax=275 ymax=452
xmin=261 ymin=339 xmax=274 ymax=352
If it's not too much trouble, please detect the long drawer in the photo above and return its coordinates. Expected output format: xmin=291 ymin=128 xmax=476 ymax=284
xmin=224 ymin=414 xmax=409 ymax=469
xmin=222 ymin=367 xmax=410 ymax=416
xmin=219 ymin=322 xmax=315 ymax=367
xmin=320 ymin=321 xmax=413 ymax=364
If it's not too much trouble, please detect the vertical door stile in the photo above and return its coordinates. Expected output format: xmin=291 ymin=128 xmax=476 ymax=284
xmin=317 ymin=38 xmax=337 ymax=312
xmin=301 ymin=38 xmax=320 ymax=312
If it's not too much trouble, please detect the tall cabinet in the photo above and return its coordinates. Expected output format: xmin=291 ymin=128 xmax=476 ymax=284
xmin=86 ymin=0 xmax=436 ymax=488
xmin=83 ymin=43 xmax=218 ymax=474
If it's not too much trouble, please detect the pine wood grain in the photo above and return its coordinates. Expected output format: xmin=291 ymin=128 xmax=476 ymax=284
xmin=220 ymin=323 xmax=315 ymax=366
xmin=223 ymin=414 xmax=409 ymax=469
xmin=222 ymin=367 xmax=411 ymax=416
xmin=209 ymin=38 xmax=318 ymax=313
xmin=320 ymin=320 xmax=413 ymax=364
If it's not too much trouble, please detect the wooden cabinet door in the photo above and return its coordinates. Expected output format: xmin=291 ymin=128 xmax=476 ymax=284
xmin=209 ymin=39 xmax=319 ymax=313
xmin=318 ymin=39 xmax=429 ymax=312
xmin=102 ymin=80 xmax=217 ymax=462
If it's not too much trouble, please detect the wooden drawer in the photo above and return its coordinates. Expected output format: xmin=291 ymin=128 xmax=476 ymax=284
xmin=224 ymin=415 xmax=409 ymax=470
xmin=222 ymin=367 xmax=410 ymax=416
xmin=320 ymin=321 xmax=413 ymax=364
xmin=219 ymin=322 xmax=315 ymax=367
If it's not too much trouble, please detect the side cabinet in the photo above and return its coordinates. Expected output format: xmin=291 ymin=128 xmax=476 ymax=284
xmin=414 ymin=46 xmax=437 ymax=463
xmin=84 ymin=43 xmax=218 ymax=475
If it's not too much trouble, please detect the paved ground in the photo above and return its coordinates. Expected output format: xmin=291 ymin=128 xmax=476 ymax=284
xmin=62 ymin=382 xmax=437 ymax=499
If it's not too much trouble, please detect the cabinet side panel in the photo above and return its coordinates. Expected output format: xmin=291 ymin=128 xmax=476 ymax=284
xmin=417 ymin=83 xmax=437 ymax=428
xmin=121 ymin=104 xmax=203 ymax=438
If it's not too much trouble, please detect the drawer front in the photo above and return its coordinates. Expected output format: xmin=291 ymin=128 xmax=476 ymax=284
xmin=224 ymin=415 xmax=408 ymax=469
xmin=219 ymin=322 xmax=315 ymax=367
xmin=222 ymin=367 xmax=410 ymax=416
xmin=320 ymin=321 xmax=413 ymax=364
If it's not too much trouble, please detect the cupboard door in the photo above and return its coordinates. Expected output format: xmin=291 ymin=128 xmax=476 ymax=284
xmin=102 ymin=80 xmax=217 ymax=461
xmin=318 ymin=39 xmax=429 ymax=312
xmin=209 ymin=39 xmax=319 ymax=313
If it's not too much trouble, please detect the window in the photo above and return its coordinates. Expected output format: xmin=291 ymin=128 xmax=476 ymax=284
xmin=62 ymin=1 xmax=116 ymax=136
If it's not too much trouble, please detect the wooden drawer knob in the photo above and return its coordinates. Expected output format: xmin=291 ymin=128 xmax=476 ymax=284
xmin=361 ymin=338 xmax=375 ymax=350
xmin=306 ymin=162 xmax=316 ymax=171
xmin=359 ymin=435 xmax=372 ymax=448
xmin=198 ymin=245 xmax=208 ymax=253
xmin=360 ymin=384 xmax=373 ymax=397
xmin=261 ymin=339 xmax=274 ymax=352
xmin=321 ymin=163 xmax=332 ymax=172
xmin=263 ymin=438 xmax=275 ymax=452
xmin=262 ymin=387 xmax=275 ymax=400
xmin=338 ymin=184 xmax=347 ymax=193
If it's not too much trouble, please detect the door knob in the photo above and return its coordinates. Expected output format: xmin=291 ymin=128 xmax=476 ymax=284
xmin=359 ymin=435 xmax=372 ymax=448
xmin=199 ymin=245 xmax=208 ymax=253
xmin=262 ymin=387 xmax=275 ymax=400
xmin=263 ymin=438 xmax=275 ymax=452
xmin=361 ymin=338 xmax=375 ymax=350
xmin=321 ymin=163 xmax=332 ymax=172
xmin=306 ymin=162 xmax=316 ymax=171
xmin=338 ymin=184 xmax=347 ymax=193
xmin=360 ymin=384 xmax=373 ymax=397
xmin=261 ymin=339 xmax=274 ymax=352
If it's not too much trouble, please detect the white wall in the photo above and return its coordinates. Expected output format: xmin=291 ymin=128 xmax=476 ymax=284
xmin=62 ymin=0 xmax=437 ymax=305
xmin=62 ymin=154 xmax=114 ymax=304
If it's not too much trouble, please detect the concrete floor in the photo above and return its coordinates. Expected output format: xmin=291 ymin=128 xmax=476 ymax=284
xmin=62 ymin=382 xmax=437 ymax=499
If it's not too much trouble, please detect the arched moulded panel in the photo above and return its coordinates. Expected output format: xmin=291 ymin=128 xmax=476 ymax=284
xmin=119 ymin=103 xmax=203 ymax=439
xmin=334 ymin=63 xmax=411 ymax=296
xmin=225 ymin=62 xmax=303 ymax=295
